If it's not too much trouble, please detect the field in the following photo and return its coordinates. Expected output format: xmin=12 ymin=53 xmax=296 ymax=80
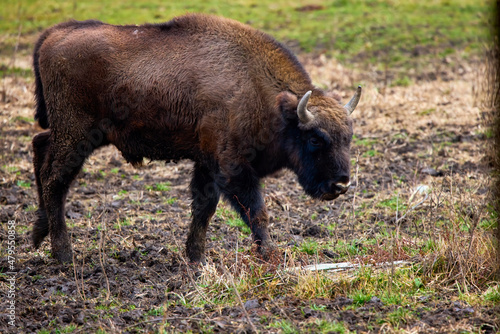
xmin=1 ymin=1 xmax=499 ymax=333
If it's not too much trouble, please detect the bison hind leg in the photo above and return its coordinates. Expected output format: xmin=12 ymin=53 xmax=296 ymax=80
xmin=32 ymin=131 xmax=51 ymax=249
xmin=40 ymin=126 xmax=102 ymax=263
xmin=32 ymin=209 xmax=49 ymax=249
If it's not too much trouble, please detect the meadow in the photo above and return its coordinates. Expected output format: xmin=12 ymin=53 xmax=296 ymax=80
xmin=0 ymin=1 xmax=498 ymax=333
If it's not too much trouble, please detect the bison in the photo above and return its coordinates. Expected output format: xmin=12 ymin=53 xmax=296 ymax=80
xmin=31 ymin=14 xmax=361 ymax=264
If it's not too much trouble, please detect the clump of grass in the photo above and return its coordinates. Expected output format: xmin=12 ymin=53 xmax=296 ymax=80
xmin=216 ymin=206 xmax=251 ymax=235
xmin=269 ymin=319 xmax=297 ymax=334
xmin=482 ymin=285 xmax=500 ymax=304
xmin=311 ymin=319 xmax=349 ymax=334
xmin=16 ymin=179 xmax=31 ymax=188
xmin=350 ymin=290 xmax=372 ymax=306
xmin=145 ymin=181 xmax=171 ymax=192
xmin=383 ymin=307 xmax=415 ymax=328
xmin=421 ymin=230 xmax=497 ymax=288
xmin=298 ymin=239 xmax=320 ymax=255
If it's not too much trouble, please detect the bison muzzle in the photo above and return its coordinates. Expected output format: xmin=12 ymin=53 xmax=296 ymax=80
xmin=31 ymin=14 xmax=361 ymax=264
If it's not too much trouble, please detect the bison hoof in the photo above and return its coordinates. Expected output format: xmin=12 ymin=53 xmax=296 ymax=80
xmin=257 ymin=242 xmax=279 ymax=262
xmin=187 ymin=254 xmax=206 ymax=266
xmin=52 ymin=246 xmax=73 ymax=263
xmin=185 ymin=246 xmax=206 ymax=264
xmin=53 ymin=250 xmax=73 ymax=263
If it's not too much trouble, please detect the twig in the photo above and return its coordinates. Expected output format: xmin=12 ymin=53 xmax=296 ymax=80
xmin=349 ymin=153 xmax=360 ymax=239
xmin=172 ymin=236 xmax=211 ymax=305
xmin=394 ymin=191 xmax=429 ymax=225
xmin=72 ymin=231 xmax=85 ymax=300
xmin=98 ymin=223 xmax=111 ymax=301
xmin=221 ymin=264 xmax=258 ymax=333
xmin=234 ymin=195 xmax=252 ymax=229
xmin=269 ymin=298 xmax=297 ymax=331
xmin=120 ymin=316 xmax=207 ymax=331
xmin=9 ymin=22 xmax=22 ymax=69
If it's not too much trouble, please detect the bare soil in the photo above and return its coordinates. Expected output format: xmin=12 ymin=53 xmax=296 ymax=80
xmin=0 ymin=55 xmax=498 ymax=333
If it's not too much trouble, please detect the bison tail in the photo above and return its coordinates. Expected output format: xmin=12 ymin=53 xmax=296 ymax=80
xmin=33 ymin=30 xmax=50 ymax=129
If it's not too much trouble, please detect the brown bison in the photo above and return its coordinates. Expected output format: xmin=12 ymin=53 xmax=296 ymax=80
xmin=32 ymin=14 xmax=361 ymax=264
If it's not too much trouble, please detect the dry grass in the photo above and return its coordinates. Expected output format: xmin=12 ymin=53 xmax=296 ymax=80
xmin=1 ymin=52 xmax=498 ymax=332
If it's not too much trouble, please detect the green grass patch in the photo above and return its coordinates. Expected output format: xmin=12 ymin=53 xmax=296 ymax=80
xmin=377 ymin=196 xmax=408 ymax=212
xmin=113 ymin=218 xmax=132 ymax=230
xmin=350 ymin=290 xmax=372 ymax=306
xmin=16 ymin=179 xmax=31 ymax=188
xmin=383 ymin=307 xmax=414 ymax=327
xmin=165 ymin=197 xmax=178 ymax=205
xmin=310 ymin=319 xmax=349 ymax=334
xmin=2 ymin=165 xmax=19 ymax=173
xmin=216 ymin=207 xmax=251 ymax=235
xmin=269 ymin=319 xmax=297 ymax=334
xmin=12 ymin=115 xmax=35 ymax=124
xmin=145 ymin=181 xmax=171 ymax=192
xmin=146 ymin=306 xmax=165 ymax=316
xmin=362 ymin=149 xmax=379 ymax=158
xmin=117 ymin=189 xmax=128 ymax=196
xmin=391 ymin=76 xmax=412 ymax=87
xmin=483 ymin=285 xmax=500 ymax=304
xmin=0 ymin=0 xmax=490 ymax=72
xmin=332 ymin=239 xmax=369 ymax=258
xmin=353 ymin=136 xmax=378 ymax=147
xmin=298 ymin=239 xmax=320 ymax=255
xmin=0 ymin=65 xmax=32 ymax=77
xmin=24 ymin=204 xmax=38 ymax=213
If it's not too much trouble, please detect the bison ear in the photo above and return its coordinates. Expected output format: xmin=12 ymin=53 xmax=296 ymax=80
xmin=276 ymin=91 xmax=299 ymax=120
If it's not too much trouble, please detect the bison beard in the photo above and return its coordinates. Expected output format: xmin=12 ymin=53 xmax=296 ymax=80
xmin=31 ymin=14 xmax=361 ymax=264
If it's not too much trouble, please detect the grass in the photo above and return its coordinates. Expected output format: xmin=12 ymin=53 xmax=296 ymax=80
xmin=377 ymin=196 xmax=408 ymax=212
xmin=145 ymin=182 xmax=171 ymax=192
xmin=384 ymin=307 xmax=414 ymax=327
xmin=269 ymin=319 xmax=299 ymax=333
xmin=0 ymin=0 xmax=490 ymax=73
xmin=483 ymin=285 xmax=500 ymax=304
xmin=311 ymin=319 xmax=349 ymax=334
xmin=0 ymin=1 xmax=496 ymax=333
xmin=16 ymin=179 xmax=31 ymax=188
xmin=216 ymin=206 xmax=251 ymax=235
xmin=159 ymin=228 xmax=494 ymax=331
xmin=351 ymin=290 xmax=373 ymax=306
xmin=146 ymin=306 xmax=165 ymax=316
xmin=298 ymin=239 xmax=320 ymax=255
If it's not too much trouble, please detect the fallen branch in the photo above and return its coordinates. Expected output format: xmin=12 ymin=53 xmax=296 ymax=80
xmin=290 ymin=260 xmax=411 ymax=273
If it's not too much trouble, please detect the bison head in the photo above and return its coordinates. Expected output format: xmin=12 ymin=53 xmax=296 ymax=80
xmin=278 ymin=86 xmax=361 ymax=201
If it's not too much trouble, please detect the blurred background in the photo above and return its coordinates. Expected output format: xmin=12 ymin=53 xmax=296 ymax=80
xmin=0 ymin=0 xmax=491 ymax=84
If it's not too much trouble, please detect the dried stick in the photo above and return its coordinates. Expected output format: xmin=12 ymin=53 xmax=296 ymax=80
xmin=98 ymin=224 xmax=111 ymax=301
xmin=220 ymin=265 xmax=258 ymax=334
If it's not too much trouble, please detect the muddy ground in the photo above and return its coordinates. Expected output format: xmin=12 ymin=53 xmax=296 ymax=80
xmin=0 ymin=55 xmax=499 ymax=333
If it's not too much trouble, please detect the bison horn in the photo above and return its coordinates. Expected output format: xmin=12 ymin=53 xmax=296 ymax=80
xmin=297 ymin=90 xmax=314 ymax=124
xmin=344 ymin=85 xmax=362 ymax=115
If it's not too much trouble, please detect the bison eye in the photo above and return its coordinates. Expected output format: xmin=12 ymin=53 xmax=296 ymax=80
xmin=309 ymin=136 xmax=322 ymax=147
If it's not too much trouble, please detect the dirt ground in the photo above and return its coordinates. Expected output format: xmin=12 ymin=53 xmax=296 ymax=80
xmin=0 ymin=55 xmax=499 ymax=333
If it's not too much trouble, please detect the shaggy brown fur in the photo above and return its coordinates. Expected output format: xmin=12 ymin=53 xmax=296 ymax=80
xmin=32 ymin=14 xmax=355 ymax=263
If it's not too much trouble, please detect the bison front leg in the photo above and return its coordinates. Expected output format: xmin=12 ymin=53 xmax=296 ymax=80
xmin=222 ymin=173 xmax=276 ymax=260
xmin=186 ymin=163 xmax=220 ymax=264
